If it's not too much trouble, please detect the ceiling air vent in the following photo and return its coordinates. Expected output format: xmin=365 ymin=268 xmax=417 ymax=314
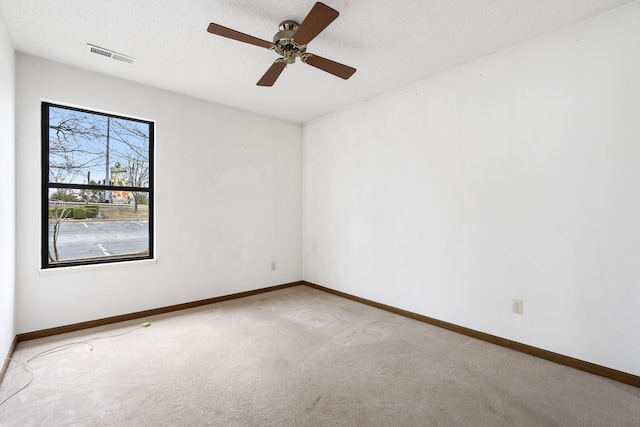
xmin=86 ymin=44 xmax=135 ymax=64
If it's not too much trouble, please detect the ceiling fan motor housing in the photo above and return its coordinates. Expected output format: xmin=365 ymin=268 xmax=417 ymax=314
xmin=273 ymin=21 xmax=306 ymax=64
xmin=206 ymin=2 xmax=356 ymax=86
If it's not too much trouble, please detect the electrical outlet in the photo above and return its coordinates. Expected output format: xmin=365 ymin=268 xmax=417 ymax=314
xmin=271 ymin=261 xmax=276 ymax=271
xmin=512 ymin=299 xmax=523 ymax=315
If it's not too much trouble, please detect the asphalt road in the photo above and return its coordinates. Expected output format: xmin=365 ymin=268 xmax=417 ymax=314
xmin=49 ymin=220 xmax=149 ymax=261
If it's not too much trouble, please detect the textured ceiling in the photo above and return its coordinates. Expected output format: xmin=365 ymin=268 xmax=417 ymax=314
xmin=0 ymin=0 xmax=635 ymax=123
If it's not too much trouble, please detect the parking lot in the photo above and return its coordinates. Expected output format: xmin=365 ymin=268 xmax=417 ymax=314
xmin=48 ymin=220 xmax=149 ymax=261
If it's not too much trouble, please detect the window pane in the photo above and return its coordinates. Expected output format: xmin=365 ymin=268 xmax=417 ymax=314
xmin=48 ymin=107 xmax=151 ymax=189
xmin=47 ymin=191 xmax=150 ymax=264
xmin=48 ymin=107 xmax=106 ymax=185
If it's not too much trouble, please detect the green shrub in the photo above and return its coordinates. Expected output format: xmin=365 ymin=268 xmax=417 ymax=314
xmin=49 ymin=207 xmax=73 ymax=218
xmin=83 ymin=205 xmax=99 ymax=218
xmin=72 ymin=208 xmax=87 ymax=219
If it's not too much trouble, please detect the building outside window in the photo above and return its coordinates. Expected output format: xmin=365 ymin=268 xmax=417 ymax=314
xmin=41 ymin=102 xmax=154 ymax=268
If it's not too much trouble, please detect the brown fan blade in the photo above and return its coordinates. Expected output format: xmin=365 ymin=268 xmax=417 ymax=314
xmin=303 ymin=54 xmax=356 ymax=80
xmin=257 ymin=61 xmax=287 ymax=86
xmin=293 ymin=2 xmax=339 ymax=45
xmin=207 ymin=23 xmax=273 ymax=49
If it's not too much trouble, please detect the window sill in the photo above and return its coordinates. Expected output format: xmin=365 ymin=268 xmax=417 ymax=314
xmin=39 ymin=258 xmax=157 ymax=275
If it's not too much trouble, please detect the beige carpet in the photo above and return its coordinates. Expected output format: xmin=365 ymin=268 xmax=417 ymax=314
xmin=1 ymin=285 xmax=639 ymax=426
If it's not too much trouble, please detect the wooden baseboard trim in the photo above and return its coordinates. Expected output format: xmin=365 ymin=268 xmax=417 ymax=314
xmin=16 ymin=281 xmax=303 ymax=342
xmin=1 ymin=336 xmax=18 ymax=384
xmin=13 ymin=280 xmax=638 ymax=388
xmin=303 ymin=281 xmax=640 ymax=388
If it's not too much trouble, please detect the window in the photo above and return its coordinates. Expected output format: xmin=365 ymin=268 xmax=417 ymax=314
xmin=42 ymin=102 xmax=154 ymax=268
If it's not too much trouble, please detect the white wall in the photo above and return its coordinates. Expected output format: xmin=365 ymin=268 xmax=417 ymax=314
xmin=15 ymin=54 xmax=302 ymax=333
xmin=303 ymin=2 xmax=640 ymax=376
xmin=0 ymin=6 xmax=15 ymax=360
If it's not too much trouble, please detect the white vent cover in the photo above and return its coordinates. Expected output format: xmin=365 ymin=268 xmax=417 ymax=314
xmin=86 ymin=44 xmax=135 ymax=64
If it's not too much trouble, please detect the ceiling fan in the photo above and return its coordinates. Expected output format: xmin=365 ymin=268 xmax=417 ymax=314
xmin=207 ymin=2 xmax=356 ymax=87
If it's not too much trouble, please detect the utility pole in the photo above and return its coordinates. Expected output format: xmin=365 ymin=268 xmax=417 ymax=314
xmin=105 ymin=117 xmax=110 ymax=203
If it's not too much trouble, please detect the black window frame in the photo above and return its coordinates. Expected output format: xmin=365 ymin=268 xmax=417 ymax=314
xmin=41 ymin=102 xmax=155 ymax=269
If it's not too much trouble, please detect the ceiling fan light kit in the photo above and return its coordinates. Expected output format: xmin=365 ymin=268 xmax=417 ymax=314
xmin=207 ymin=2 xmax=356 ymax=87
